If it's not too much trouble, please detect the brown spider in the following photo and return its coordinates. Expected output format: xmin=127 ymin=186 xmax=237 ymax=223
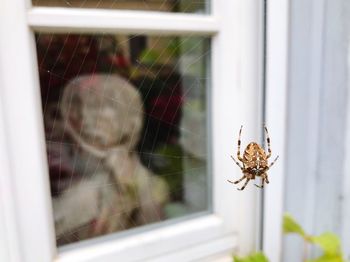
xmin=228 ymin=126 xmax=279 ymax=190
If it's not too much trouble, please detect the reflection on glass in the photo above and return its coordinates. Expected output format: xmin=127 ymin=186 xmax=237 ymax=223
xmin=32 ymin=0 xmax=208 ymax=13
xmin=36 ymin=33 xmax=210 ymax=245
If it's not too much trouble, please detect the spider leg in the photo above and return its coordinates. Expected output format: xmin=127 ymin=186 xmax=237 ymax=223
xmin=227 ymin=174 xmax=246 ymax=184
xmin=237 ymin=178 xmax=251 ymax=191
xmin=269 ymin=155 xmax=279 ymax=168
xmin=264 ymin=126 xmax=272 ymax=158
xmin=237 ymin=125 xmax=244 ymax=161
xmin=261 ymin=173 xmax=270 ymax=184
xmin=255 ymin=177 xmax=266 ymax=188
xmin=230 ymin=155 xmax=243 ymax=170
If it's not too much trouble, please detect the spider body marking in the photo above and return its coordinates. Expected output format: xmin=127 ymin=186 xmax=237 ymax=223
xmin=228 ymin=126 xmax=279 ymax=190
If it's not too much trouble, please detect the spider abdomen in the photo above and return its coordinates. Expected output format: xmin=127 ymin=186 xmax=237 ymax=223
xmin=243 ymin=142 xmax=268 ymax=168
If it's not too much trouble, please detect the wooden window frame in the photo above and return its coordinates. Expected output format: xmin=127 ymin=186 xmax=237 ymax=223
xmin=0 ymin=0 xmax=288 ymax=261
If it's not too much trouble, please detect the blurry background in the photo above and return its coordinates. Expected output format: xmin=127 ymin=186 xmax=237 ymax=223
xmin=283 ymin=0 xmax=350 ymax=260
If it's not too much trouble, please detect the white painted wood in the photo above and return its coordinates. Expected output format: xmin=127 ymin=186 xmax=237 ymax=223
xmin=312 ymin=0 xmax=349 ymax=258
xmin=342 ymin=48 xmax=350 ymax=261
xmin=232 ymin=0 xmax=265 ymax=254
xmin=263 ymin=0 xmax=289 ymax=261
xmin=0 ymin=98 xmax=22 ymax=262
xmin=28 ymin=7 xmax=219 ymax=35
xmin=211 ymin=0 xmax=265 ymax=256
xmin=58 ymin=216 xmax=236 ymax=262
xmin=145 ymin=235 xmax=237 ymax=262
xmin=0 ymin=0 xmax=264 ymax=261
xmin=0 ymin=210 xmax=12 ymax=262
xmin=281 ymin=0 xmax=326 ymax=260
xmin=0 ymin=1 xmax=56 ymax=262
xmin=200 ymin=254 xmax=234 ymax=262
xmin=241 ymin=0 xmax=266 ymax=252
xmin=282 ymin=0 xmax=350 ymax=261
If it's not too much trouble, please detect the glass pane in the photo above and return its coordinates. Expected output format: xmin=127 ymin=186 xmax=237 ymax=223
xmin=36 ymin=33 xmax=210 ymax=246
xmin=32 ymin=0 xmax=208 ymax=14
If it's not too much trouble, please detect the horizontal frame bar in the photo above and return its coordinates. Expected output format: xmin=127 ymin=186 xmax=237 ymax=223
xmin=144 ymin=234 xmax=237 ymax=261
xmin=57 ymin=215 xmax=235 ymax=261
xmin=27 ymin=7 xmax=219 ymax=35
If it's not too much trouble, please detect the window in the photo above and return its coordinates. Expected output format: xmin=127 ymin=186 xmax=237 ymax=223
xmin=37 ymin=33 xmax=211 ymax=246
xmin=0 ymin=0 xmax=288 ymax=261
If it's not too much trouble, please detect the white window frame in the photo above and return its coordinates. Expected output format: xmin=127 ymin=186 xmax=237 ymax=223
xmin=262 ymin=0 xmax=289 ymax=261
xmin=0 ymin=0 xmax=289 ymax=261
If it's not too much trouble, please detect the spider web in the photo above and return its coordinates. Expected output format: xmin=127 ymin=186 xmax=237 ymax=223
xmin=32 ymin=0 xmax=207 ymax=12
xmin=32 ymin=0 xmax=211 ymax=248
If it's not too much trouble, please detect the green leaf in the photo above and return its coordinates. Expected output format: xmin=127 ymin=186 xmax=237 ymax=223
xmin=233 ymin=252 xmax=269 ymax=262
xmin=165 ymin=39 xmax=181 ymax=56
xmin=283 ymin=213 xmax=306 ymax=237
xmin=310 ymin=233 xmax=341 ymax=256
xmin=307 ymin=254 xmax=344 ymax=262
xmin=138 ymin=49 xmax=160 ymax=64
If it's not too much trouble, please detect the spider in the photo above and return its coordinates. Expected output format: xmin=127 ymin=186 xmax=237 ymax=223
xmin=228 ymin=126 xmax=279 ymax=190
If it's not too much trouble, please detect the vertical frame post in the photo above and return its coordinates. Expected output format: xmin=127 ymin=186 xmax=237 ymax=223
xmin=0 ymin=1 xmax=56 ymax=261
xmin=263 ymin=0 xmax=289 ymax=261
